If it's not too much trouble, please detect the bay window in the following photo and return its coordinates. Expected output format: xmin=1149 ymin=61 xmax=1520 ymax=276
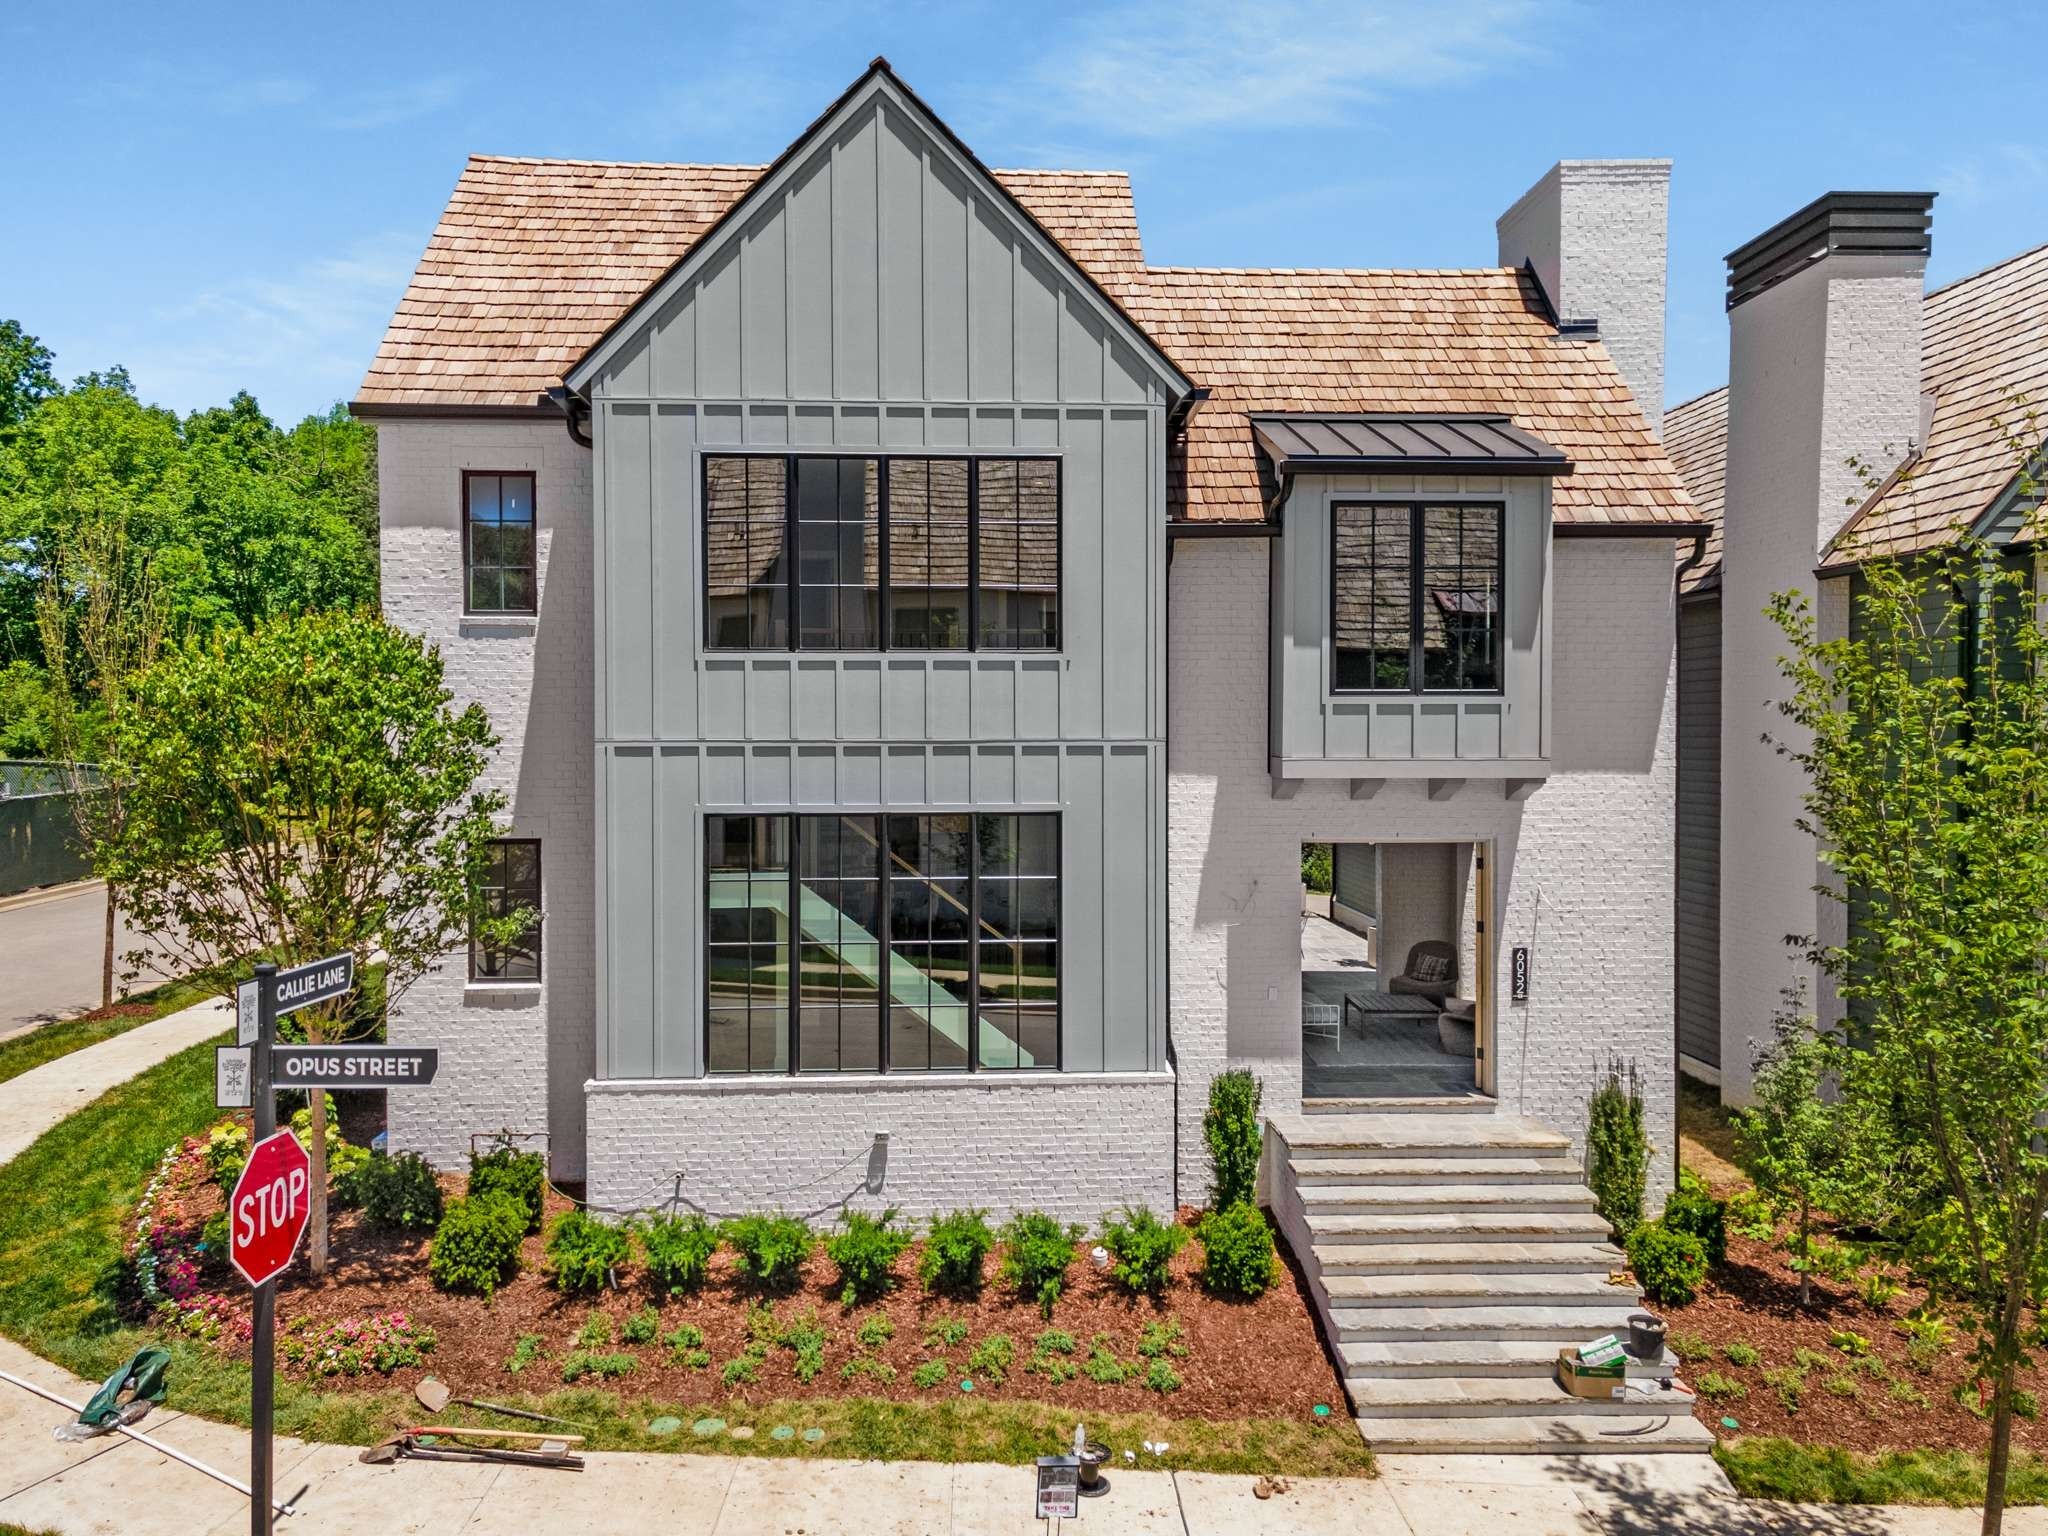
xmin=1333 ymin=502 xmax=1503 ymax=693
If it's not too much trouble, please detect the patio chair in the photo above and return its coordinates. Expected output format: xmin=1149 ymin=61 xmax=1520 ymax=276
xmin=1387 ymin=940 xmax=1458 ymax=1004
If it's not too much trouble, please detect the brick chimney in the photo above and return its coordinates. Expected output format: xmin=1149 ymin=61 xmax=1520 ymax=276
xmin=1716 ymin=190 xmax=1934 ymax=1100
xmin=1497 ymin=160 xmax=1672 ymax=435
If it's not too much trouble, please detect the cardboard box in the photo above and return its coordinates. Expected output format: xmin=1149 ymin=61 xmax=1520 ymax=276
xmin=1557 ymin=1348 xmax=1627 ymax=1400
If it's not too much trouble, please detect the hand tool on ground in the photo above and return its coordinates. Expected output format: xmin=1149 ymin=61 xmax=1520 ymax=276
xmin=400 ymin=1424 xmax=584 ymax=1443
xmin=413 ymin=1376 xmax=590 ymax=1430
xmin=359 ymin=1432 xmax=582 ymax=1470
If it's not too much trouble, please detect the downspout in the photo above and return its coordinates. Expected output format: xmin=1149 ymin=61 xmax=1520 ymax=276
xmin=546 ymin=385 xmax=593 ymax=449
xmin=1162 ymin=391 xmax=1208 ymax=1209
xmin=1671 ymin=525 xmax=1709 ymax=1194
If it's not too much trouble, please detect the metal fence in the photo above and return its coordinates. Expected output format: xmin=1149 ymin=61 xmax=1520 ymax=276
xmin=0 ymin=761 xmax=95 ymax=896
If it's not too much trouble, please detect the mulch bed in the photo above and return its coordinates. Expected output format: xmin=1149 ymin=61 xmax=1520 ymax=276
xmin=132 ymin=1136 xmax=1349 ymax=1423
xmin=71 ymin=1002 xmax=155 ymax=1023
xmin=1652 ymin=1192 xmax=2047 ymax=1455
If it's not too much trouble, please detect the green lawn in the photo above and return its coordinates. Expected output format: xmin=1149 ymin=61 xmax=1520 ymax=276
xmin=0 ymin=1035 xmax=1372 ymax=1478
xmin=0 ymin=975 xmax=214 ymax=1086
xmin=1716 ymin=1437 xmax=2048 ymax=1506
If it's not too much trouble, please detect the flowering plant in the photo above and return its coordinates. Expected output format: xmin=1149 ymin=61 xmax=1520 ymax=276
xmin=281 ymin=1312 xmax=437 ymax=1376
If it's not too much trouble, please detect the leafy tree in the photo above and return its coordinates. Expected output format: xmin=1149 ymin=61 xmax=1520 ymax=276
xmin=100 ymin=610 xmax=525 ymax=1274
xmin=1767 ymin=470 xmax=2048 ymax=1533
xmin=0 ymin=319 xmax=58 ymax=429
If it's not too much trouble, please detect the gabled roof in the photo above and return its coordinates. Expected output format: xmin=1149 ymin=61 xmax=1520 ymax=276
xmin=1666 ymin=242 xmax=2048 ymax=587
xmin=1125 ymin=267 xmax=1697 ymax=527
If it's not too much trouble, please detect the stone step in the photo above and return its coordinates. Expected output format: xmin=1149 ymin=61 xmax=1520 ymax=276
xmin=1349 ymin=1375 xmax=1698 ymax=1419
xmin=1354 ymin=1412 xmax=1715 ymax=1455
xmin=1277 ymin=1114 xmax=1570 ymax=1155
xmin=1299 ymin=1183 xmax=1600 ymax=1215
xmin=1324 ymin=1272 xmax=1634 ymax=1308
xmin=1331 ymin=1302 xmax=1638 ymax=1342
xmin=1314 ymin=1240 xmax=1623 ymax=1275
xmin=1306 ymin=1209 xmax=1615 ymax=1243
xmin=1302 ymin=1096 xmax=1496 ymax=1115
xmin=1291 ymin=1154 xmax=1584 ymax=1186
xmin=1342 ymin=1339 xmax=1623 ymax=1379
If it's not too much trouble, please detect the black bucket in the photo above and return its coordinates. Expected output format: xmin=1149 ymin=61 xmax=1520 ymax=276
xmin=1626 ymin=1312 xmax=1667 ymax=1361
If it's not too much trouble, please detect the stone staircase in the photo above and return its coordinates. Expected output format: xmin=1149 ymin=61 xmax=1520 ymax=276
xmin=1268 ymin=1111 xmax=1712 ymax=1456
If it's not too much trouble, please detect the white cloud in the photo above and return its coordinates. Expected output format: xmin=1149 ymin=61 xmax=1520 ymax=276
xmin=1028 ymin=0 xmax=1557 ymax=140
xmin=107 ymin=232 xmax=421 ymax=420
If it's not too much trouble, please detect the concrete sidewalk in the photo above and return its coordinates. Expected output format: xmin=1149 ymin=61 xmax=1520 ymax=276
xmin=0 ymin=997 xmax=230 ymax=1164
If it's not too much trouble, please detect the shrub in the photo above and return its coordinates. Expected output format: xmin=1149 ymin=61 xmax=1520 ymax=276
xmin=1587 ymin=1061 xmax=1650 ymax=1241
xmin=722 ymin=1354 xmax=760 ymax=1386
xmin=468 ymin=1143 xmax=546 ymax=1234
xmin=1825 ymin=1373 xmax=1859 ymax=1399
xmin=924 ymin=1318 xmax=970 ymax=1349
xmin=575 ymin=1312 xmax=614 ymax=1349
xmin=1034 ymin=1329 xmax=1078 ymax=1356
xmin=1830 ymin=1329 xmax=1871 ymax=1358
xmin=1663 ymin=1168 xmax=1727 ymax=1268
xmin=722 ymin=1212 xmax=815 ymax=1293
xmin=545 ymin=1210 xmax=632 ymax=1294
xmin=1696 ymin=1370 xmax=1747 ymax=1403
xmin=920 ymin=1209 xmax=995 ymax=1295
xmin=1857 ymin=1267 xmax=1905 ymax=1311
xmin=664 ymin=1322 xmax=705 ymax=1356
xmin=911 ymin=1360 xmax=950 ymax=1389
xmin=429 ymin=1193 xmax=526 ymax=1297
xmin=1204 ymin=1069 xmax=1263 ymax=1211
xmin=826 ymin=1207 xmax=913 ymax=1305
xmin=357 ymin=1151 xmax=445 ymax=1232
xmin=1028 ymin=1330 xmax=1079 ymax=1384
xmin=506 ymin=1333 xmax=544 ymax=1374
xmin=841 ymin=1356 xmax=896 ymax=1384
xmin=854 ymin=1315 xmax=895 ymax=1351
xmin=967 ymin=1333 xmax=1014 ymax=1386
xmin=640 ymin=1213 xmax=719 ymax=1297
xmin=779 ymin=1310 xmax=828 ymax=1382
xmin=206 ymin=1122 xmax=249 ymax=1189
xmin=201 ymin=1209 xmax=229 ymax=1255
xmin=1083 ymin=1335 xmax=1130 ymax=1384
xmin=1196 ymin=1202 xmax=1277 ymax=1299
xmin=328 ymin=1141 xmax=372 ymax=1208
xmin=998 ymin=1212 xmax=1081 ymax=1317
xmin=560 ymin=1350 xmax=636 ymax=1383
xmin=1137 ymin=1321 xmax=1187 ymax=1360
xmin=621 ymin=1306 xmax=659 ymax=1344
xmin=1143 ymin=1358 xmax=1182 ymax=1394
xmin=1761 ymin=1365 xmax=1805 ymax=1413
xmin=1099 ymin=1207 xmax=1187 ymax=1297
xmin=1301 ymin=843 xmax=1332 ymax=894
xmin=1724 ymin=1341 xmax=1761 ymax=1368
xmin=1626 ymin=1221 xmax=1707 ymax=1307
xmin=1667 ymin=1330 xmax=1712 ymax=1363
xmin=1726 ymin=1188 xmax=1776 ymax=1241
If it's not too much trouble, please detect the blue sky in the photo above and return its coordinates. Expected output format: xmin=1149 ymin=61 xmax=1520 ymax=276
xmin=6 ymin=0 xmax=2039 ymax=424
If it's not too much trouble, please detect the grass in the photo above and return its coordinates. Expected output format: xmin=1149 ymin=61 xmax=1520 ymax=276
xmin=0 ymin=1033 xmax=1373 ymax=1479
xmin=1678 ymin=1074 xmax=1746 ymax=1188
xmin=1715 ymin=1437 xmax=2048 ymax=1507
xmin=0 ymin=973 xmax=214 ymax=1086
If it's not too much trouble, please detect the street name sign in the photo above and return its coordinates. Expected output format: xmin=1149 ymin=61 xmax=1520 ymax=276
xmin=271 ymin=1046 xmax=439 ymax=1088
xmin=227 ymin=1129 xmax=311 ymax=1289
xmin=273 ymin=954 xmax=355 ymax=1015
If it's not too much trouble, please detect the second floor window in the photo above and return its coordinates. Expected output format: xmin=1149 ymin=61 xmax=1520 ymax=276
xmin=1332 ymin=502 xmax=1503 ymax=694
xmin=703 ymin=454 xmax=1059 ymax=652
xmin=464 ymin=472 xmax=537 ymax=614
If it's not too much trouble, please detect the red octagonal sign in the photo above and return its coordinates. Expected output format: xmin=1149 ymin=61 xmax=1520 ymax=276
xmin=228 ymin=1129 xmax=311 ymax=1288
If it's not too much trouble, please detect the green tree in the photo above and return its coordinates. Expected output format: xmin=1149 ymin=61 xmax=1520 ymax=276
xmin=1767 ymin=498 xmax=2048 ymax=1535
xmin=0 ymin=319 xmax=58 ymax=429
xmin=101 ymin=610 xmax=525 ymax=1274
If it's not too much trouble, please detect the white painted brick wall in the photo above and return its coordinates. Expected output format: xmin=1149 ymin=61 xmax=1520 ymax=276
xmin=1168 ymin=537 xmax=1678 ymax=1204
xmin=376 ymin=418 xmax=597 ymax=1179
xmin=585 ymin=1073 xmax=1176 ymax=1223
xmin=1498 ymin=160 xmax=1671 ymax=436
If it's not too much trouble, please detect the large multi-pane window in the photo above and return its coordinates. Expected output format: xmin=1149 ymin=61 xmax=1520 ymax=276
xmin=463 ymin=472 xmax=537 ymax=614
xmin=703 ymin=455 xmax=1059 ymax=652
xmin=1332 ymin=502 xmax=1503 ymax=693
xmin=704 ymin=811 xmax=1059 ymax=1075
xmin=470 ymin=839 xmax=542 ymax=981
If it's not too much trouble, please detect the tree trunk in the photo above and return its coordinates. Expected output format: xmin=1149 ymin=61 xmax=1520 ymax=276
xmin=1797 ymin=1198 xmax=1812 ymax=1309
xmin=1984 ymin=1355 xmax=2016 ymax=1536
xmin=101 ymin=883 xmax=116 ymax=1011
xmin=306 ymin=1058 xmax=330 ymax=1277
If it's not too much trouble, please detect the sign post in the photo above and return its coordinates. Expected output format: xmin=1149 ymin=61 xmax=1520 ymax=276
xmin=245 ymin=961 xmax=281 ymax=1536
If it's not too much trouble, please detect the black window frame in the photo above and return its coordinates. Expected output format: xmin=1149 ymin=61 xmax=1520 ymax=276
xmin=461 ymin=470 xmax=539 ymax=616
xmin=703 ymin=810 xmax=1062 ymax=1076
xmin=701 ymin=452 xmax=1062 ymax=654
xmin=1330 ymin=500 xmax=1506 ymax=697
xmin=470 ymin=837 xmax=542 ymax=982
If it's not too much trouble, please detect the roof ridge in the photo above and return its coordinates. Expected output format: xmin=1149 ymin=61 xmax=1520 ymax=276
xmin=1925 ymin=238 xmax=2048 ymax=303
xmin=1140 ymin=263 xmax=1518 ymax=278
xmin=989 ymin=167 xmax=1130 ymax=180
xmin=465 ymin=153 xmax=766 ymax=171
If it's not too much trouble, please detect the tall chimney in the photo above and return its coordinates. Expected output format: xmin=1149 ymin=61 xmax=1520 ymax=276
xmin=1497 ymin=159 xmax=1671 ymax=435
xmin=1716 ymin=190 xmax=1934 ymax=1101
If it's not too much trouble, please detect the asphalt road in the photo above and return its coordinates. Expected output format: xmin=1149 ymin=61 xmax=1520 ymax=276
xmin=0 ymin=881 xmax=175 ymax=1039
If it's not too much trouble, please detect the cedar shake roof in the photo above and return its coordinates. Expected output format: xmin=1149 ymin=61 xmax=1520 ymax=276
xmin=1665 ymin=243 xmax=2048 ymax=588
xmin=356 ymin=156 xmax=1147 ymax=411
xmin=360 ymin=156 xmax=1697 ymax=530
xmin=1124 ymin=267 xmax=1694 ymax=525
xmin=1664 ymin=385 xmax=1727 ymax=593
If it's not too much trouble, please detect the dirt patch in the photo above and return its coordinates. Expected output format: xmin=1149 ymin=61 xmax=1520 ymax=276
xmin=138 ymin=1157 xmax=1348 ymax=1423
xmin=71 ymin=1002 xmax=156 ymax=1024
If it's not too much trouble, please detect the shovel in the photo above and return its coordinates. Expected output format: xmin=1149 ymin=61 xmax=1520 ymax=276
xmin=414 ymin=1376 xmax=589 ymax=1431
xmin=360 ymin=1433 xmax=581 ymax=1470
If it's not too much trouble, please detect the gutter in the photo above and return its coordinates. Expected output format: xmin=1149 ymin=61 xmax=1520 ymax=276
xmin=545 ymin=385 xmax=594 ymax=449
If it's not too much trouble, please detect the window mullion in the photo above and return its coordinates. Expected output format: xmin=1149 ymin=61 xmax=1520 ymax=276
xmin=1409 ymin=505 xmax=1425 ymax=695
xmin=787 ymin=815 xmax=801 ymax=1075
xmin=877 ymin=818 xmax=891 ymax=1075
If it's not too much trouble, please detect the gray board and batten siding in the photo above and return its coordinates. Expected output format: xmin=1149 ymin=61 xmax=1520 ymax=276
xmin=1676 ymin=593 xmax=1721 ymax=1072
xmin=577 ymin=77 xmax=1184 ymax=1085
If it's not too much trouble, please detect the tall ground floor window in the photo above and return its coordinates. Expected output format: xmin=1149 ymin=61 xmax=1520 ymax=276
xmin=705 ymin=811 xmax=1059 ymax=1075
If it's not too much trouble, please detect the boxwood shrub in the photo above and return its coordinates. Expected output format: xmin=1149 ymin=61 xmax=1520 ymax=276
xmin=919 ymin=1208 xmax=995 ymax=1295
xmin=1099 ymin=1206 xmax=1188 ymax=1296
xmin=545 ymin=1209 xmax=633 ymax=1294
xmin=721 ymin=1212 xmax=815 ymax=1293
xmin=1197 ymin=1202 xmax=1277 ymax=1299
xmin=357 ymin=1150 xmax=444 ymax=1232
xmin=1627 ymin=1220 xmax=1708 ymax=1307
xmin=640 ymin=1212 xmax=719 ymax=1296
xmin=429 ymin=1192 xmax=526 ymax=1297
xmin=468 ymin=1143 xmax=546 ymax=1234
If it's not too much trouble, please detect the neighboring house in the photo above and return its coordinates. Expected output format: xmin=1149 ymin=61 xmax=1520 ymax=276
xmin=356 ymin=62 xmax=1707 ymax=1451
xmin=1666 ymin=195 xmax=2048 ymax=1100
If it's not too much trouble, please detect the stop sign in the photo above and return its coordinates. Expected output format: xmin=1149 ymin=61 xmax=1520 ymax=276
xmin=228 ymin=1129 xmax=312 ymax=1288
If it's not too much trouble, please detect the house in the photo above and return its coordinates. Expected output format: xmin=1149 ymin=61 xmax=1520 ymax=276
xmin=355 ymin=61 xmax=1707 ymax=1451
xmin=1665 ymin=194 xmax=2048 ymax=1100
